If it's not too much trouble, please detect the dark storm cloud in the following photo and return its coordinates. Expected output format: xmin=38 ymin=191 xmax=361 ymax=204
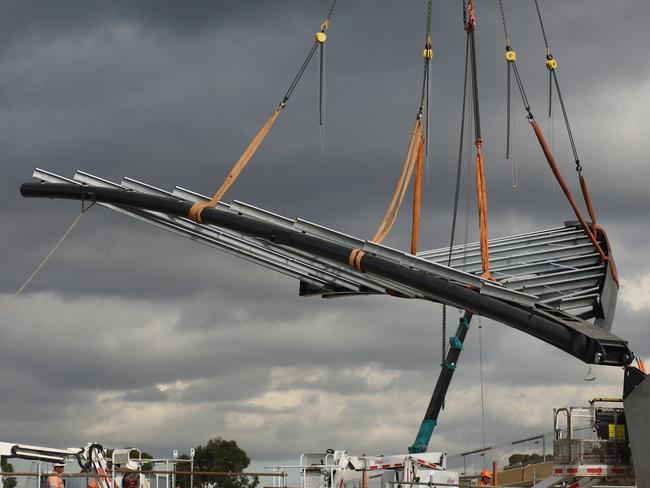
xmin=0 ymin=1 xmax=310 ymax=51
xmin=1 ymin=0 xmax=649 ymax=465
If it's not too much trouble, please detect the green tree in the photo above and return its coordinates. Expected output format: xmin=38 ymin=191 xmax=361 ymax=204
xmin=193 ymin=438 xmax=258 ymax=488
xmin=506 ymin=453 xmax=552 ymax=469
xmin=1 ymin=459 xmax=17 ymax=488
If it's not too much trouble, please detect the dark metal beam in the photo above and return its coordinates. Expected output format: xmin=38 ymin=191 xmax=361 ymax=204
xmin=20 ymin=182 xmax=633 ymax=366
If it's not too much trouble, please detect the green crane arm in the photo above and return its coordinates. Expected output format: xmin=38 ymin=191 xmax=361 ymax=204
xmin=409 ymin=312 xmax=473 ymax=453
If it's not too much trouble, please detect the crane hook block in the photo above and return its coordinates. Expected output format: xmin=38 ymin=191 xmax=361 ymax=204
xmin=546 ymin=58 xmax=558 ymax=70
xmin=423 ymin=49 xmax=433 ymax=60
xmin=505 ymin=50 xmax=517 ymax=62
xmin=315 ymin=32 xmax=327 ymax=43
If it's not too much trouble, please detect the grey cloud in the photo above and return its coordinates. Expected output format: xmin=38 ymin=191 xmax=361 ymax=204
xmin=1 ymin=0 xmax=649 ymax=468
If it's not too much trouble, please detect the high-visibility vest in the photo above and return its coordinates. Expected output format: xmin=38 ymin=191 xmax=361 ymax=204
xmin=47 ymin=476 xmax=64 ymax=488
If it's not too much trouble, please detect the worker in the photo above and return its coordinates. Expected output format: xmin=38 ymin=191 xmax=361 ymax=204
xmin=477 ymin=468 xmax=492 ymax=486
xmin=48 ymin=463 xmax=65 ymax=488
xmin=121 ymin=471 xmax=140 ymax=488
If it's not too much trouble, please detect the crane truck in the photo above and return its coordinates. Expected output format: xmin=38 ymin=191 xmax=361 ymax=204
xmin=277 ymin=450 xmax=458 ymax=488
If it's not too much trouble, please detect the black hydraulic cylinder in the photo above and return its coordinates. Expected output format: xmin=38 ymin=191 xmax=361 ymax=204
xmin=20 ymin=182 xmax=633 ymax=367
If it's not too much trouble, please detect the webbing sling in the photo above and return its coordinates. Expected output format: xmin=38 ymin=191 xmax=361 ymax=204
xmin=474 ymin=139 xmax=490 ymax=278
xmin=189 ymin=108 xmax=281 ymax=223
xmin=188 ymin=0 xmax=338 ymax=224
xmin=348 ymin=0 xmax=433 ymax=271
xmin=349 ymin=120 xmax=424 ymax=272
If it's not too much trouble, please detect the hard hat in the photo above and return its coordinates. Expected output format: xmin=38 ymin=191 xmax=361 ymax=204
xmin=480 ymin=469 xmax=492 ymax=479
xmin=53 ymin=462 xmax=66 ymax=468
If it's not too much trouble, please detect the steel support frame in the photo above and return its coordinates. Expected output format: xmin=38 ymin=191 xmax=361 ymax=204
xmin=20 ymin=182 xmax=633 ymax=366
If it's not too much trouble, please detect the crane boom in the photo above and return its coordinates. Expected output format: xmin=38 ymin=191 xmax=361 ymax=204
xmin=409 ymin=312 xmax=473 ymax=453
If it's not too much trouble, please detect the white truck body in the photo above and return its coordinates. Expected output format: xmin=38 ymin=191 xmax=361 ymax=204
xmin=297 ymin=450 xmax=458 ymax=488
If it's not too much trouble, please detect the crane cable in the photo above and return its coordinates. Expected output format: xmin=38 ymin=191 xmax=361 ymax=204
xmin=348 ymin=0 xmax=432 ymax=272
xmin=464 ymin=0 xmax=492 ymax=280
xmin=188 ymin=0 xmax=338 ymax=224
xmin=318 ymin=0 xmax=337 ymax=167
xmin=441 ymin=29 xmax=471 ymax=403
xmin=479 ymin=317 xmax=486 ymax=453
xmin=532 ymin=0 xmax=554 ymax=118
xmin=442 ymin=0 xmax=490 ymax=389
xmin=532 ymin=0 xmax=597 ymax=224
xmin=531 ymin=0 xmax=618 ymax=282
xmin=495 ymin=0 xmax=616 ymax=283
xmin=499 ymin=0 xmax=514 ymax=169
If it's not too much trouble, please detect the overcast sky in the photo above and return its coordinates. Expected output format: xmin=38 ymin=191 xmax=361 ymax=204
xmin=1 ymin=0 xmax=649 ymax=476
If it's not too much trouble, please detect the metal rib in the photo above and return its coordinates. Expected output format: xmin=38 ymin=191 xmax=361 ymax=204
xmin=73 ymin=171 xmax=423 ymax=299
xmin=30 ymin=169 xmax=615 ymax=328
xmin=417 ymin=226 xmax=582 ymax=259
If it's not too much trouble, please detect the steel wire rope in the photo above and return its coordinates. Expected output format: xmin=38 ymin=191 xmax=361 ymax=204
xmin=283 ymin=41 xmax=320 ymax=105
xmin=479 ymin=316 xmax=487 ymax=455
xmin=494 ymin=0 xmax=612 ymax=279
xmin=548 ymin=67 xmax=553 ymax=118
xmin=527 ymin=0 xmax=611 ymax=266
xmin=532 ymin=0 xmax=581 ymax=174
xmin=1 ymin=203 xmax=94 ymax=313
xmin=496 ymin=0 xmax=533 ymax=122
xmin=551 ymin=70 xmax=581 ymax=172
xmin=419 ymin=0 xmax=433 ymax=183
xmin=284 ymin=0 xmax=337 ymax=107
xmin=506 ymin=48 xmax=512 ymax=158
xmin=498 ymin=0 xmax=511 ymax=48
xmin=468 ymin=31 xmax=482 ymax=142
xmin=347 ymin=0 xmax=431 ymax=270
xmin=463 ymin=0 xmax=492 ymax=279
xmin=532 ymin=0 xmax=550 ymax=53
xmin=441 ymin=32 xmax=470 ymax=399
xmin=316 ymin=0 xmax=338 ymax=168
xmin=533 ymin=0 xmax=555 ymax=122
xmin=464 ymin=80 xmax=473 ymax=273
xmin=188 ymin=0 xmax=338 ymax=223
xmin=418 ymin=0 xmax=434 ymax=114
xmin=318 ymin=38 xmax=326 ymax=168
xmin=498 ymin=0 xmax=522 ymax=188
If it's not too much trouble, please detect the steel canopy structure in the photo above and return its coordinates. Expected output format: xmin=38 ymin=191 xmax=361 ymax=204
xmin=21 ymin=169 xmax=631 ymax=368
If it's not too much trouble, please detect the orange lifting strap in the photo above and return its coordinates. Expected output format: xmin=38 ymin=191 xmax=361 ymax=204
xmin=410 ymin=131 xmax=425 ymax=255
xmin=187 ymin=0 xmax=338 ymax=224
xmin=474 ymin=139 xmax=491 ymax=279
xmin=529 ymin=117 xmax=619 ymax=283
xmin=349 ymin=119 xmax=425 ymax=272
xmin=189 ymin=107 xmax=282 ymax=223
xmin=578 ymin=172 xmax=620 ymax=285
xmin=579 ymin=174 xmax=597 ymax=226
